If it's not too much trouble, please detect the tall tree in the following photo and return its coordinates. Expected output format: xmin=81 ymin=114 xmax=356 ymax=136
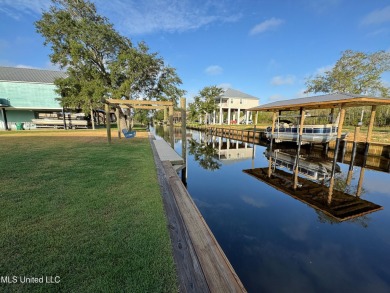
xmin=35 ymin=0 xmax=184 ymax=129
xmin=305 ymin=50 xmax=390 ymax=97
xmin=193 ymin=86 xmax=223 ymax=124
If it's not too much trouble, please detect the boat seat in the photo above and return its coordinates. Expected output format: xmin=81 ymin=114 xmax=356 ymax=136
xmin=122 ymin=129 xmax=136 ymax=138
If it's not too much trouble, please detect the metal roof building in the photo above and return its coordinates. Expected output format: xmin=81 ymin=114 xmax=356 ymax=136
xmin=0 ymin=66 xmax=66 ymax=130
xmin=250 ymin=93 xmax=390 ymax=112
xmin=221 ymin=88 xmax=258 ymax=100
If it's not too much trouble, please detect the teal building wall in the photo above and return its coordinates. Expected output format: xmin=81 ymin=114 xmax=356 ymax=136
xmin=0 ymin=81 xmax=62 ymax=130
xmin=0 ymin=81 xmax=61 ymax=109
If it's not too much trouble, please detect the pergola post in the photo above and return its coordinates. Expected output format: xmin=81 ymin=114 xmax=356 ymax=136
xmin=115 ymin=107 xmax=121 ymax=139
xmin=164 ymin=106 xmax=168 ymax=124
xmin=105 ymin=103 xmax=111 ymax=144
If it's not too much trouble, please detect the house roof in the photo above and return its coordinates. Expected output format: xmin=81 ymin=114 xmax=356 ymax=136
xmin=250 ymin=93 xmax=390 ymax=112
xmin=221 ymin=88 xmax=258 ymax=100
xmin=0 ymin=66 xmax=66 ymax=84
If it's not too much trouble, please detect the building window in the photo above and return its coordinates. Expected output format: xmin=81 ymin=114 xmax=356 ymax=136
xmin=240 ymin=99 xmax=242 ymax=104
xmin=231 ymin=99 xmax=233 ymax=104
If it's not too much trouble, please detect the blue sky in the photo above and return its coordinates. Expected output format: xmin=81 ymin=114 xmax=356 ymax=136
xmin=1 ymin=0 xmax=389 ymax=104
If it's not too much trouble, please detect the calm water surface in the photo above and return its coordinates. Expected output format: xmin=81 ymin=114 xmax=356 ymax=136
xmin=154 ymin=127 xmax=390 ymax=293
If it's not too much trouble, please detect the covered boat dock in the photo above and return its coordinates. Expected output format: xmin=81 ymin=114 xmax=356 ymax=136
xmin=250 ymin=93 xmax=390 ymax=200
xmin=249 ymin=93 xmax=390 ymax=147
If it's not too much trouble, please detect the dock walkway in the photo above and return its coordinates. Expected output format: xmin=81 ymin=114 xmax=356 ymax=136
xmin=153 ymin=139 xmax=184 ymax=165
xmin=150 ymin=135 xmax=246 ymax=292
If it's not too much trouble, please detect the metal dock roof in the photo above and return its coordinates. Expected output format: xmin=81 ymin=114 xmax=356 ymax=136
xmin=250 ymin=93 xmax=390 ymax=111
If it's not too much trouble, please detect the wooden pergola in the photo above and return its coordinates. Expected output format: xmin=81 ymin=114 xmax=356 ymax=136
xmin=104 ymin=98 xmax=174 ymax=144
xmin=249 ymin=93 xmax=390 ymax=201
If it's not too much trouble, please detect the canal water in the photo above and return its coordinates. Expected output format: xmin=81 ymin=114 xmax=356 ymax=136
xmin=154 ymin=126 xmax=390 ymax=293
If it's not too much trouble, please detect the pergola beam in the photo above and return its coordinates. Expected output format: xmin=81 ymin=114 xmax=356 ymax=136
xmin=105 ymin=99 xmax=173 ymax=106
xmin=132 ymin=105 xmax=167 ymax=110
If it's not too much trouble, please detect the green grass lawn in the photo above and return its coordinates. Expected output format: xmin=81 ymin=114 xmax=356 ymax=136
xmin=0 ymin=134 xmax=177 ymax=292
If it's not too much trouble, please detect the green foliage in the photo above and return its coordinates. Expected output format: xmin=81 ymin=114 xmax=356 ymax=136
xmin=188 ymin=138 xmax=221 ymax=171
xmin=191 ymin=85 xmax=223 ymax=123
xmin=187 ymin=102 xmax=198 ymax=122
xmin=134 ymin=109 xmax=149 ymax=125
xmin=305 ymin=50 xmax=390 ymax=96
xmin=35 ymin=0 xmax=184 ymax=113
xmin=153 ymin=109 xmax=165 ymax=122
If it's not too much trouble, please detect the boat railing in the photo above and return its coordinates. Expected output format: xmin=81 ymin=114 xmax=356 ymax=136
xmin=268 ymin=125 xmax=338 ymax=135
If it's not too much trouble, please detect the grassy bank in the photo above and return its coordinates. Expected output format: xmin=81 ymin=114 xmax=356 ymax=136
xmin=0 ymin=133 xmax=177 ymax=292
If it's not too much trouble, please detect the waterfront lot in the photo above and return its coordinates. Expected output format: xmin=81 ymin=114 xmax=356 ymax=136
xmin=0 ymin=131 xmax=177 ymax=292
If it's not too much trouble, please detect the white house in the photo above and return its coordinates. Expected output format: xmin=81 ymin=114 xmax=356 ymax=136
xmin=214 ymin=88 xmax=259 ymax=125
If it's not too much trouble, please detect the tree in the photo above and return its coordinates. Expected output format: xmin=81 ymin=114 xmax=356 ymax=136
xmin=305 ymin=50 xmax=390 ymax=97
xmin=305 ymin=50 xmax=390 ymax=127
xmin=187 ymin=102 xmax=199 ymax=122
xmin=193 ymin=86 xmax=223 ymax=124
xmin=35 ymin=0 xmax=184 ymax=130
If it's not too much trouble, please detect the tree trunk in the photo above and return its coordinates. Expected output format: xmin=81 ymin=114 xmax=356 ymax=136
xmin=90 ymin=108 xmax=95 ymax=130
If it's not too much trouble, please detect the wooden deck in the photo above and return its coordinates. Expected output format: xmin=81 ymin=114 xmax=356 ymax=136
xmin=150 ymin=136 xmax=246 ymax=292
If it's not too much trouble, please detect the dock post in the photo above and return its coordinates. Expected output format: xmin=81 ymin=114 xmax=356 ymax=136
xmin=180 ymin=98 xmax=187 ymax=184
xmin=169 ymin=105 xmax=174 ymax=148
xmin=328 ymin=106 xmax=346 ymax=204
xmin=293 ymin=108 xmax=305 ymax=190
xmin=252 ymin=111 xmax=259 ymax=144
xmin=364 ymin=105 xmax=377 ymax=157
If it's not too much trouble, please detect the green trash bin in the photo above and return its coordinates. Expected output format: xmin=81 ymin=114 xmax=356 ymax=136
xmin=15 ymin=122 xmax=24 ymax=130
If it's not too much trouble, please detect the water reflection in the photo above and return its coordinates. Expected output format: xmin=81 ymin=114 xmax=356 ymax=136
xmin=188 ymin=131 xmax=255 ymax=170
xmin=188 ymin=137 xmax=221 ymax=171
xmin=244 ymin=145 xmax=383 ymax=222
xmin=153 ymin=126 xmax=390 ymax=293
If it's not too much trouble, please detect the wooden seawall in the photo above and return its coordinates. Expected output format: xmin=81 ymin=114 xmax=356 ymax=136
xmin=150 ymin=135 xmax=246 ymax=292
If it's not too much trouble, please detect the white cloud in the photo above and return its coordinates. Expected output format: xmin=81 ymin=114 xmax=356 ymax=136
xmin=361 ymin=5 xmax=390 ymax=26
xmin=0 ymin=0 xmax=242 ymax=34
xmin=241 ymin=195 xmax=267 ymax=209
xmin=271 ymin=75 xmax=295 ymax=86
xmin=0 ymin=0 xmax=50 ymax=19
xmin=268 ymin=94 xmax=284 ymax=102
xmin=294 ymin=89 xmax=308 ymax=99
xmin=205 ymin=65 xmax=223 ymax=75
xmin=97 ymin=0 xmax=242 ymax=35
xmin=249 ymin=17 xmax=284 ymax=36
xmin=217 ymin=83 xmax=232 ymax=90
xmin=315 ymin=64 xmax=333 ymax=75
xmin=15 ymin=64 xmax=39 ymax=69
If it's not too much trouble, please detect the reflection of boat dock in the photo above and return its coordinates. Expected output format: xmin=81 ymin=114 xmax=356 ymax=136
xmin=264 ymin=150 xmax=338 ymax=181
xmin=243 ymin=168 xmax=383 ymax=221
